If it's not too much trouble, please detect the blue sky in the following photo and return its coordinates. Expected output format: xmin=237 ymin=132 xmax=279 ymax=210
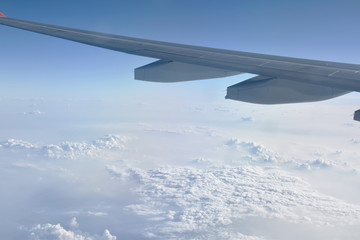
xmin=1 ymin=1 xmax=360 ymax=239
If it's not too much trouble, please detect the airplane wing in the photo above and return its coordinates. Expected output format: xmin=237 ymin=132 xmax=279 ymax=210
xmin=1 ymin=13 xmax=360 ymax=120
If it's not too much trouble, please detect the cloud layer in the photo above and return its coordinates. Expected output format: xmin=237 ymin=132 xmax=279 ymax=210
xmin=0 ymin=134 xmax=127 ymax=160
xmin=122 ymin=166 xmax=360 ymax=239
xmin=0 ymin=123 xmax=360 ymax=239
xmin=29 ymin=223 xmax=116 ymax=240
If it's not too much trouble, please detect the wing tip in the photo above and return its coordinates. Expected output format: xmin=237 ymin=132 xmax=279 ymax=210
xmin=0 ymin=12 xmax=6 ymax=17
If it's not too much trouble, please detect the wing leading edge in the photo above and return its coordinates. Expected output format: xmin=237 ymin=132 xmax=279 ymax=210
xmin=1 ymin=14 xmax=360 ymax=120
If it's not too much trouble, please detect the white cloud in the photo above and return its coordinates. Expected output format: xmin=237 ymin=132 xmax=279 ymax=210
xmin=29 ymin=223 xmax=87 ymax=240
xmin=224 ymin=138 xmax=360 ymax=174
xmin=102 ymin=229 xmax=117 ymax=240
xmin=29 ymin=223 xmax=116 ymax=240
xmin=106 ymin=165 xmax=130 ymax=180
xmin=299 ymin=158 xmax=344 ymax=170
xmin=0 ymin=138 xmax=35 ymax=149
xmin=87 ymin=211 xmax=108 ymax=217
xmin=225 ymin=138 xmax=282 ymax=164
xmin=70 ymin=217 xmax=79 ymax=228
xmin=24 ymin=110 xmax=44 ymax=115
xmin=0 ymin=134 xmax=127 ymax=160
xmin=124 ymin=166 xmax=360 ymax=239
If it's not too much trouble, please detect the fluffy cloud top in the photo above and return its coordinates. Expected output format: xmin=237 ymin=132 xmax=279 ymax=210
xmin=29 ymin=223 xmax=116 ymax=240
xmin=1 ymin=130 xmax=360 ymax=239
xmin=70 ymin=217 xmax=79 ymax=228
xmin=225 ymin=138 xmax=359 ymax=173
xmin=225 ymin=138 xmax=283 ymax=164
xmin=123 ymin=166 xmax=360 ymax=239
xmin=0 ymin=134 xmax=127 ymax=159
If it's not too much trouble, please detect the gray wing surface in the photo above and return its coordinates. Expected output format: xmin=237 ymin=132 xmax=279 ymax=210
xmin=1 ymin=15 xmax=360 ymax=120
